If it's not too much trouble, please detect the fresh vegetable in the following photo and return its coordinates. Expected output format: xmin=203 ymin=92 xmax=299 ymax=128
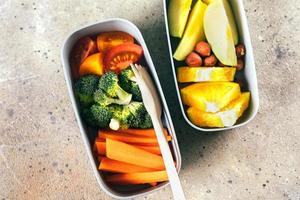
xmin=125 ymin=102 xmax=153 ymax=129
xmin=99 ymin=157 xmax=155 ymax=173
xmin=98 ymin=71 xmax=132 ymax=105
xmin=79 ymin=53 xmax=104 ymax=77
xmin=70 ymin=37 xmax=97 ymax=79
xmin=117 ymin=128 xmax=169 ymax=138
xmin=187 ymin=92 xmax=250 ymax=127
xmin=181 ymin=82 xmax=241 ymax=112
xmin=119 ymin=68 xmax=142 ymax=101
xmin=98 ymin=130 xmax=172 ymax=145
xmin=185 ymin=52 xmax=202 ymax=67
xmin=204 ymin=0 xmax=237 ymax=65
xmin=105 ymin=171 xmax=168 ymax=185
xmin=177 ymin=67 xmax=236 ymax=82
xmin=104 ymin=43 xmax=143 ymax=72
xmin=194 ymin=41 xmax=211 ymax=57
xmin=97 ymin=31 xmax=134 ymax=52
xmin=203 ymin=54 xmax=218 ymax=67
xmin=168 ymin=0 xmax=193 ymax=38
xmin=74 ymin=75 xmax=99 ymax=106
xmin=106 ymin=139 xmax=165 ymax=170
xmin=94 ymin=140 xmax=162 ymax=155
xmin=173 ymin=0 xmax=207 ymax=60
xmin=82 ymin=104 xmax=113 ymax=127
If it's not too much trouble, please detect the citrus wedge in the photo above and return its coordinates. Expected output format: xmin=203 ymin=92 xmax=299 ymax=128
xmin=177 ymin=67 xmax=236 ymax=82
xmin=187 ymin=92 xmax=250 ymax=127
xmin=181 ymin=82 xmax=241 ymax=112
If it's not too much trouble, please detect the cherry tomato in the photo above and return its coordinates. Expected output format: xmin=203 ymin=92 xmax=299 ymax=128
xmin=104 ymin=43 xmax=143 ymax=72
xmin=70 ymin=37 xmax=97 ymax=79
xmin=97 ymin=31 xmax=134 ymax=53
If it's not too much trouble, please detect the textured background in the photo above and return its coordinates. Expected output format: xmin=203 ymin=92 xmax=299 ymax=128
xmin=1 ymin=0 xmax=300 ymax=199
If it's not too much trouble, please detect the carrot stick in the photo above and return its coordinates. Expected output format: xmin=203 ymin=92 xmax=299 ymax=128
xmin=105 ymin=171 xmax=168 ymax=185
xmin=117 ymin=128 xmax=169 ymax=138
xmin=98 ymin=130 xmax=172 ymax=145
xmin=95 ymin=141 xmax=162 ymax=155
xmin=99 ymin=157 xmax=155 ymax=173
xmin=106 ymin=139 xmax=165 ymax=170
xmin=94 ymin=141 xmax=106 ymax=155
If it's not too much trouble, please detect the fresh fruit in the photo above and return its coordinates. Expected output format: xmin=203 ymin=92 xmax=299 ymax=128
xmin=70 ymin=37 xmax=97 ymax=79
xmin=194 ymin=41 xmax=211 ymax=57
xmin=204 ymin=0 xmax=238 ymax=66
xmin=104 ymin=43 xmax=143 ymax=72
xmin=79 ymin=53 xmax=104 ymax=76
xmin=168 ymin=0 xmax=193 ymax=37
xmin=177 ymin=67 xmax=236 ymax=82
xmin=235 ymin=59 xmax=244 ymax=71
xmin=223 ymin=0 xmax=239 ymax=45
xmin=235 ymin=43 xmax=246 ymax=58
xmin=181 ymin=82 xmax=241 ymax=112
xmin=187 ymin=92 xmax=250 ymax=127
xmin=204 ymin=54 xmax=218 ymax=67
xmin=173 ymin=0 xmax=207 ymax=60
xmin=185 ymin=52 xmax=202 ymax=67
xmin=97 ymin=31 xmax=134 ymax=52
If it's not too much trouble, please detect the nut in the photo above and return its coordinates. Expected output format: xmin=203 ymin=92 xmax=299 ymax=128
xmin=236 ymin=44 xmax=246 ymax=58
xmin=235 ymin=59 xmax=244 ymax=71
xmin=185 ymin=52 xmax=202 ymax=67
xmin=204 ymin=55 xmax=217 ymax=67
xmin=218 ymin=61 xmax=226 ymax=67
xmin=194 ymin=41 xmax=211 ymax=57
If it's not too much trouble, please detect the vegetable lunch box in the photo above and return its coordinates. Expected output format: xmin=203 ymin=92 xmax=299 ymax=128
xmin=61 ymin=18 xmax=182 ymax=199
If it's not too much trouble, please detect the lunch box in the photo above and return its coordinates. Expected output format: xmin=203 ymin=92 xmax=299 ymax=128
xmin=61 ymin=18 xmax=182 ymax=199
xmin=163 ymin=0 xmax=259 ymax=132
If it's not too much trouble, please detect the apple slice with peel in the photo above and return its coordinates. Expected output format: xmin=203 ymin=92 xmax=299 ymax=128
xmin=168 ymin=0 xmax=193 ymax=38
xmin=204 ymin=0 xmax=238 ymax=66
xmin=173 ymin=0 xmax=207 ymax=61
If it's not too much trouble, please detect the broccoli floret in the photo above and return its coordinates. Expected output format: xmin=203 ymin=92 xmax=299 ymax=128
xmin=125 ymin=102 xmax=153 ymax=128
xmin=139 ymin=113 xmax=153 ymax=129
xmin=75 ymin=75 xmax=99 ymax=106
xmin=119 ymin=68 xmax=142 ymax=101
xmin=94 ymin=88 xmax=134 ymax=106
xmin=82 ymin=104 xmax=112 ymax=127
xmin=108 ymin=104 xmax=133 ymax=130
xmin=98 ymin=72 xmax=132 ymax=104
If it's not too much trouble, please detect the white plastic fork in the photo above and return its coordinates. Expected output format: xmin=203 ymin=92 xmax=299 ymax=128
xmin=131 ymin=63 xmax=186 ymax=200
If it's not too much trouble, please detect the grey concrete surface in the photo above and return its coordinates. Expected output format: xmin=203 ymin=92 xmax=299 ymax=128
xmin=0 ymin=0 xmax=300 ymax=199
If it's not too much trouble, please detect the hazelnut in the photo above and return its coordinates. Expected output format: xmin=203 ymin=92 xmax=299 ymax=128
xmin=236 ymin=44 xmax=246 ymax=58
xmin=195 ymin=41 xmax=211 ymax=57
xmin=204 ymin=55 xmax=217 ymax=67
xmin=235 ymin=59 xmax=244 ymax=71
xmin=185 ymin=52 xmax=202 ymax=67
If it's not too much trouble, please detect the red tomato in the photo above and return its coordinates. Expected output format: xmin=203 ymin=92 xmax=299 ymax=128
xmin=97 ymin=31 xmax=134 ymax=52
xmin=70 ymin=37 xmax=97 ymax=79
xmin=104 ymin=43 xmax=143 ymax=72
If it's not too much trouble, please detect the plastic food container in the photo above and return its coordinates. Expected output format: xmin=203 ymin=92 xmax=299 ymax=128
xmin=163 ymin=0 xmax=259 ymax=132
xmin=61 ymin=18 xmax=182 ymax=199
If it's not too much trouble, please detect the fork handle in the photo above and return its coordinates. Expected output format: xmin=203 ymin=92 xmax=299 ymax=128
xmin=152 ymin=118 xmax=186 ymax=200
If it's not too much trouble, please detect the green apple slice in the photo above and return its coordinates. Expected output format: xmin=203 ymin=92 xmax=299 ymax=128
xmin=223 ymin=0 xmax=239 ymax=44
xmin=204 ymin=0 xmax=237 ymax=66
xmin=173 ymin=0 xmax=207 ymax=61
xmin=168 ymin=0 xmax=193 ymax=38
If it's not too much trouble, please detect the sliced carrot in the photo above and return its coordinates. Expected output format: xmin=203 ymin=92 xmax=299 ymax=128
xmin=99 ymin=157 xmax=155 ymax=173
xmin=105 ymin=171 xmax=168 ymax=185
xmin=95 ymin=141 xmax=161 ymax=155
xmin=98 ymin=130 xmax=172 ymax=145
xmin=149 ymin=182 xmax=157 ymax=187
xmin=94 ymin=141 xmax=106 ymax=155
xmin=106 ymin=139 xmax=165 ymax=170
xmin=117 ymin=128 xmax=169 ymax=138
